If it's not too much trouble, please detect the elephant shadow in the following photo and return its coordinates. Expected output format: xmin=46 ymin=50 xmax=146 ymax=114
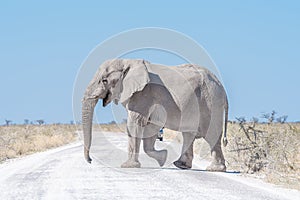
xmin=139 ymin=167 xmax=241 ymax=174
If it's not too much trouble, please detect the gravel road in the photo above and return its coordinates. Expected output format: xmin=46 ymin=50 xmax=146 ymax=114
xmin=0 ymin=132 xmax=299 ymax=200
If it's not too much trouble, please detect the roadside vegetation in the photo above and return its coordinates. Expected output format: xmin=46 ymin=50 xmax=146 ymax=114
xmin=224 ymin=120 xmax=300 ymax=190
xmin=0 ymin=124 xmax=77 ymax=162
xmin=161 ymin=111 xmax=300 ymax=190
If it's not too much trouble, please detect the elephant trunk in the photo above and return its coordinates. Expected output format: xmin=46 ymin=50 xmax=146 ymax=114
xmin=82 ymin=98 xmax=98 ymax=163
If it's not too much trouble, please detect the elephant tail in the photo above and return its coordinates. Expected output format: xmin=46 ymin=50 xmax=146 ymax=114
xmin=223 ymin=96 xmax=229 ymax=147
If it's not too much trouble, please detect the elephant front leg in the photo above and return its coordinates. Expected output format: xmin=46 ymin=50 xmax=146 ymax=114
xmin=205 ymin=135 xmax=226 ymax=172
xmin=143 ymin=124 xmax=167 ymax=167
xmin=121 ymin=125 xmax=142 ymax=168
xmin=174 ymin=132 xmax=196 ymax=169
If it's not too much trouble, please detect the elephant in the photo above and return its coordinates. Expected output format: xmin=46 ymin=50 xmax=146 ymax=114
xmin=82 ymin=59 xmax=229 ymax=171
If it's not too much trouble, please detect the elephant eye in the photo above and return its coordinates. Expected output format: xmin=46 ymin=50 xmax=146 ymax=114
xmin=102 ymin=79 xmax=108 ymax=85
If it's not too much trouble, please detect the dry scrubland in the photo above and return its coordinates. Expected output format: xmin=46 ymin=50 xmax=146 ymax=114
xmin=1 ymin=123 xmax=299 ymax=190
xmin=0 ymin=124 xmax=123 ymax=163
xmin=224 ymin=122 xmax=300 ymax=190
xmin=163 ymin=122 xmax=300 ymax=190
xmin=0 ymin=125 xmax=77 ymax=162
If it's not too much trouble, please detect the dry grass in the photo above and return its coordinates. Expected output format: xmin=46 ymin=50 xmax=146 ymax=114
xmin=92 ymin=123 xmax=127 ymax=132
xmin=0 ymin=124 xmax=77 ymax=162
xmin=224 ymin=122 xmax=300 ymax=190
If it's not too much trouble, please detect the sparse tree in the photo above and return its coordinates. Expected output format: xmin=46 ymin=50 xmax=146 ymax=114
xmin=236 ymin=117 xmax=246 ymax=124
xmin=261 ymin=111 xmax=277 ymax=124
xmin=36 ymin=119 xmax=45 ymax=125
xmin=109 ymin=120 xmax=116 ymax=124
xmin=70 ymin=120 xmax=74 ymax=125
xmin=270 ymin=110 xmax=276 ymax=123
xmin=251 ymin=117 xmax=259 ymax=123
xmin=24 ymin=119 xmax=29 ymax=125
xmin=261 ymin=113 xmax=270 ymax=121
xmin=276 ymin=115 xmax=288 ymax=124
xmin=5 ymin=119 xmax=12 ymax=126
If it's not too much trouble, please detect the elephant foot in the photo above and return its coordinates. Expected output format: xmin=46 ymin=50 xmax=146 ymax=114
xmin=121 ymin=160 xmax=141 ymax=168
xmin=145 ymin=149 xmax=168 ymax=167
xmin=157 ymin=150 xmax=168 ymax=167
xmin=206 ymin=163 xmax=226 ymax=172
xmin=173 ymin=160 xmax=192 ymax=170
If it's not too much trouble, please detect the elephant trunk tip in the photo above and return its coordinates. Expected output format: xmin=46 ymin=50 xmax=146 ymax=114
xmin=86 ymin=157 xmax=92 ymax=164
xmin=84 ymin=148 xmax=92 ymax=164
xmin=223 ymin=137 xmax=228 ymax=147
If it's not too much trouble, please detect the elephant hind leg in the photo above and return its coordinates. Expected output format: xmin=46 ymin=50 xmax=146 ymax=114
xmin=174 ymin=132 xmax=196 ymax=169
xmin=205 ymin=134 xmax=226 ymax=172
xmin=143 ymin=124 xmax=167 ymax=167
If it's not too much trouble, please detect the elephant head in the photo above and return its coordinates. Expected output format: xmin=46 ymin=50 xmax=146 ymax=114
xmin=81 ymin=59 xmax=150 ymax=163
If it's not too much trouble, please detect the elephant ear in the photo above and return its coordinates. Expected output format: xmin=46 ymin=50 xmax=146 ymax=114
xmin=119 ymin=60 xmax=150 ymax=104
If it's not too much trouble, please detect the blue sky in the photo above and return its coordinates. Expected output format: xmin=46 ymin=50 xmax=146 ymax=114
xmin=0 ymin=1 xmax=299 ymax=124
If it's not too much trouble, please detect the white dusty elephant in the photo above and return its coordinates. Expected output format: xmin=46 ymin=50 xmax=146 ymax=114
xmin=82 ymin=59 xmax=229 ymax=171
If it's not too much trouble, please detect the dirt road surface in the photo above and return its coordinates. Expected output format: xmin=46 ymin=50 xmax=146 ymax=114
xmin=0 ymin=132 xmax=299 ymax=200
